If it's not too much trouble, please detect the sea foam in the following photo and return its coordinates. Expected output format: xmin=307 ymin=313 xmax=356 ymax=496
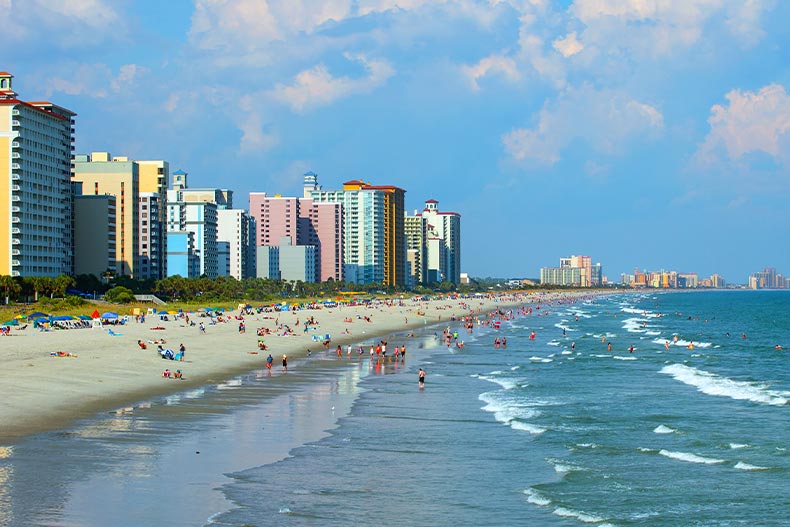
xmin=553 ymin=507 xmax=607 ymax=524
xmin=658 ymin=449 xmax=725 ymax=465
xmin=523 ymin=488 xmax=551 ymax=506
xmin=660 ymin=364 xmax=790 ymax=406
xmin=734 ymin=461 xmax=769 ymax=471
xmin=653 ymin=425 xmax=675 ymax=434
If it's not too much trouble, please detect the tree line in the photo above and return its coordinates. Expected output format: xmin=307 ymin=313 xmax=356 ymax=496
xmin=0 ymin=273 xmax=487 ymax=305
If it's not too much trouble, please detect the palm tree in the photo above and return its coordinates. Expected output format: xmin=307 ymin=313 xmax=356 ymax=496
xmin=0 ymin=275 xmax=20 ymax=305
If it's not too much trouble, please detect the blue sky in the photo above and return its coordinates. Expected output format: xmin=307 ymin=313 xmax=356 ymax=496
xmin=4 ymin=0 xmax=790 ymax=283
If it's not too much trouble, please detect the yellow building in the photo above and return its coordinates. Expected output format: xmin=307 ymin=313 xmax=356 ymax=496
xmin=0 ymin=72 xmax=76 ymax=277
xmin=72 ymin=152 xmax=139 ymax=277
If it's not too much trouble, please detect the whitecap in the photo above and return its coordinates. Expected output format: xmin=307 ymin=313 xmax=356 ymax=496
xmin=479 ymin=392 xmax=541 ymax=424
xmin=658 ymin=449 xmax=725 ymax=465
xmin=530 ymin=357 xmax=553 ymax=363
xmin=474 ymin=374 xmax=520 ymax=390
xmin=729 ymin=443 xmax=749 ymax=449
xmin=653 ymin=425 xmax=675 ymax=434
xmin=553 ymin=507 xmax=606 ymax=524
xmin=734 ymin=461 xmax=769 ymax=471
xmin=523 ymin=488 xmax=551 ymax=506
xmin=510 ymin=421 xmax=546 ymax=435
xmin=613 ymin=356 xmax=637 ymax=361
xmin=660 ymin=364 xmax=790 ymax=406
xmin=561 ymin=350 xmax=572 ymax=355
xmin=547 ymin=340 xmax=561 ymax=346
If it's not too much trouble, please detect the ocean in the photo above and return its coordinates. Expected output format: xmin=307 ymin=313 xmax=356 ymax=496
xmin=2 ymin=290 xmax=789 ymax=526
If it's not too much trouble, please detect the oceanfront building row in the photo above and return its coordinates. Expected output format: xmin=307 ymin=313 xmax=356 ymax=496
xmin=0 ymin=72 xmax=461 ymax=286
xmin=540 ymin=255 xmax=604 ymax=287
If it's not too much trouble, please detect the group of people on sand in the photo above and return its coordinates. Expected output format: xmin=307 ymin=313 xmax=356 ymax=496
xmin=162 ymin=368 xmax=183 ymax=379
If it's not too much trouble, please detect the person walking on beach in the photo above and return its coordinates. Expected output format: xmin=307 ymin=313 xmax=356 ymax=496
xmin=418 ymin=368 xmax=425 ymax=388
xmin=282 ymin=355 xmax=288 ymax=372
xmin=199 ymin=322 xmax=205 ymax=334
xmin=266 ymin=353 xmax=273 ymax=374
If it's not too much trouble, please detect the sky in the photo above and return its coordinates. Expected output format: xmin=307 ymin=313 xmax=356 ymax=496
xmin=3 ymin=0 xmax=790 ymax=283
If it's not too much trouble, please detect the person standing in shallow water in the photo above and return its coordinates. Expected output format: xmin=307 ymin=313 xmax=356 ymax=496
xmin=282 ymin=355 xmax=288 ymax=372
xmin=418 ymin=368 xmax=425 ymax=387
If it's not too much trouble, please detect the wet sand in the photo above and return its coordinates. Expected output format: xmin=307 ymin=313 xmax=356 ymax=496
xmin=0 ymin=294 xmax=531 ymax=441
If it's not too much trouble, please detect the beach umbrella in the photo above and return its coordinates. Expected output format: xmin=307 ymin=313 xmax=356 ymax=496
xmin=91 ymin=309 xmax=100 ymax=319
xmin=158 ymin=310 xmax=168 ymax=314
xmin=34 ymin=317 xmax=49 ymax=323
xmin=27 ymin=311 xmax=48 ymax=319
xmin=14 ymin=314 xmax=26 ymax=319
xmin=52 ymin=315 xmax=74 ymax=321
xmin=77 ymin=315 xmax=92 ymax=320
xmin=101 ymin=312 xmax=118 ymax=319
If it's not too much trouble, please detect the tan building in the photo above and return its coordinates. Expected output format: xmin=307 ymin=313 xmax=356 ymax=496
xmin=0 ymin=72 xmax=76 ymax=277
xmin=72 ymin=152 xmax=139 ymax=277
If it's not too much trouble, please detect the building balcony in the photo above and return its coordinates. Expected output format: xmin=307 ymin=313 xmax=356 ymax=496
xmin=11 ymin=174 xmax=20 ymax=181
xmin=11 ymin=163 xmax=20 ymax=170
xmin=11 ymin=228 xmax=20 ymax=234
xmin=11 ymin=261 xmax=20 ymax=268
xmin=11 ymin=196 xmax=20 ymax=202
xmin=11 ymin=250 xmax=20 ymax=256
xmin=12 ymin=120 xmax=20 ymax=127
xmin=11 ymin=185 xmax=20 ymax=191
xmin=11 ymin=238 xmax=21 ymax=245
xmin=11 ymin=141 xmax=20 ymax=149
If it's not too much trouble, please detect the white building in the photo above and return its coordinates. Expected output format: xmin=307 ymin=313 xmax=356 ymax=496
xmin=0 ymin=72 xmax=76 ymax=277
xmin=217 ymin=208 xmax=255 ymax=280
xmin=167 ymin=188 xmax=219 ymax=278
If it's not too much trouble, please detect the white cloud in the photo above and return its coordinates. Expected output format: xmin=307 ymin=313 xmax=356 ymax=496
xmin=1 ymin=0 xmax=124 ymax=46
xmin=461 ymin=54 xmax=520 ymax=91
xmin=189 ymin=0 xmax=353 ymax=51
xmin=552 ymin=32 xmax=584 ymax=57
xmin=696 ymin=84 xmax=790 ymax=164
xmin=269 ymin=54 xmax=395 ymax=112
xmin=502 ymin=84 xmax=663 ymax=163
xmin=570 ymin=0 xmax=775 ymax=57
xmin=45 ymin=64 xmax=148 ymax=98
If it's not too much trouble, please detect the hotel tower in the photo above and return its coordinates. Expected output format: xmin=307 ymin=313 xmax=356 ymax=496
xmin=0 ymin=72 xmax=76 ymax=277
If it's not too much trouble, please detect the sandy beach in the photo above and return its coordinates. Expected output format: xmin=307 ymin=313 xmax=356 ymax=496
xmin=0 ymin=293 xmax=536 ymax=441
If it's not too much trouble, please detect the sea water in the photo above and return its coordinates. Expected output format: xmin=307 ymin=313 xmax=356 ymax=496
xmin=211 ymin=290 xmax=790 ymax=526
xmin=2 ymin=291 xmax=789 ymax=526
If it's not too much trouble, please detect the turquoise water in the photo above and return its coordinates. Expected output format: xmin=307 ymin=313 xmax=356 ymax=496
xmin=212 ymin=290 xmax=790 ymax=526
xmin=2 ymin=291 xmax=789 ymax=526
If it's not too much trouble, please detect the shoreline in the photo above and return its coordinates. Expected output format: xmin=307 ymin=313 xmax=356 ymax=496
xmin=0 ymin=293 xmax=553 ymax=443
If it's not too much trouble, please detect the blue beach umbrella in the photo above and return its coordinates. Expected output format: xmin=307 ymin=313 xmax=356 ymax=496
xmin=101 ymin=312 xmax=118 ymax=319
xmin=27 ymin=311 xmax=48 ymax=320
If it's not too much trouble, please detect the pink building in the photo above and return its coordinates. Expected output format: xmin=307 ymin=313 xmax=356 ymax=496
xmin=248 ymin=193 xmax=343 ymax=282
xmin=249 ymin=193 xmax=299 ymax=246
xmin=299 ymin=200 xmax=343 ymax=282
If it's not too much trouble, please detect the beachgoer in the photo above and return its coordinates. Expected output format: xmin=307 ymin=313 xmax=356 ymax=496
xmin=282 ymin=355 xmax=288 ymax=372
xmin=266 ymin=354 xmax=273 ymax=371
xmin=179 ymin=343 xmax=186 ymax=361
xmin=629 ymin=345 xmax=635 ymax=353
xmin=607 ymin=342 xmax=612 ymax=352
xmin=162 ymin=369 xmax=171 ymax=378
xmin=418 ymin=368 xmax=425 ymax=387
xmin=571 ymin=342 xmax=575 ymax=351
xmin=199 ymin=322 xmax=205 ymax=334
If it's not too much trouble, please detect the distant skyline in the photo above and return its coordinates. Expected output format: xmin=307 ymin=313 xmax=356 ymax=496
xmin=4 ymin=0 xmax=790 ymax=282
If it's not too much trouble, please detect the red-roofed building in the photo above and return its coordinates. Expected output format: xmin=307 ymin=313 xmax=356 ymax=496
xmin=0 ymin=72 xmax=76 ymax=277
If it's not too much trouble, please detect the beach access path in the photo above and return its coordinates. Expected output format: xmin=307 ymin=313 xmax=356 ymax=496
xmin=0 ymin=294 xmax=536 ymax=441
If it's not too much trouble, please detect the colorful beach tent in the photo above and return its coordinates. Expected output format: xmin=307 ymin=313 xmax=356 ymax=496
xmin=27 ymin=311 xmax=48 ymax=320
xmin=52 ymin=315 xmax=74 ymax=321
xmin=101 ymin=312 xmax=118 ymax=319
xmin=2 ymin=319 xmax=18 ymax=326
